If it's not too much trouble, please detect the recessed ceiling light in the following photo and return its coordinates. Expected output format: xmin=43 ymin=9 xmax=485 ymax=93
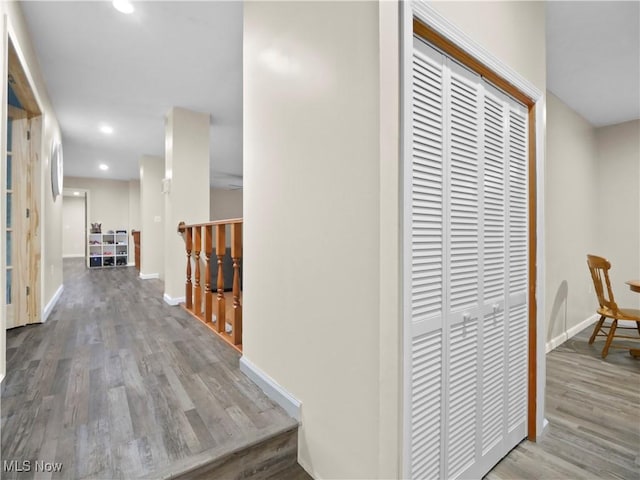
xmin=73 ymin=191 xmax=80 ymax=196
xmin=99 ymin=164 xmax=109 ymax=171
xmin=99 ymin=124 xmax=114 ymax=135
xmin=113 ymin=0 xmax=134 ymax=14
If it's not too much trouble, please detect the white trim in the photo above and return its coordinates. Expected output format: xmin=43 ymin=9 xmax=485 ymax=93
xmin=411 ymin=2 xmax=542 ymax=102
xmin=534 ymin=93 xmax=547 ymax=440
xmin=163 ymin=293 xmax=185 ymax=306
xmin=140 ymin=272 xmax=160 ymax=280
xmin=42 ymin=284 xmax=64 ymax=323
xmin=400 ymin=1 xmax=413 ymax=476
xmin=545 ymin=314 xmax=599 ymax=353
xmin=63 ymin=254 xmax=85 ymax=259
xmin=127 ymin=262 xmax=135 ymax=267
xmin=239 ymin=356 xmax=301 ymax=421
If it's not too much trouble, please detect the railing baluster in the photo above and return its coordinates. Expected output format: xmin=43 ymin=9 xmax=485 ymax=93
xmin=216 ymin=224 xmax=226 ymax=334
xmin=193 ymin=226 xmax=202 ymax=316
xmin=178 ymin=219 xmax=242 ymax=352
xmin=185 ymin=226 xmax=193 ymax=310
xmin=204 ymin=225 xmax=213 ymax=324
xmin=231 ymin=222 xmax=243 ymax=346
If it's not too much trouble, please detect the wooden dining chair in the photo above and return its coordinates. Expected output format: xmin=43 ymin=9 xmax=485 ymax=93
xmin=586 ymin=254 xmax=640 ymax=358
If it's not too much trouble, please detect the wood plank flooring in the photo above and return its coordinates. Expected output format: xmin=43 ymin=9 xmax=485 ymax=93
xmin=3 ymin=259 xmax=637 ymax=479
xmin=486 ymin=328 xmax=640 ymax=479
xmin=1 ymin=259 xmax=303 ymax=479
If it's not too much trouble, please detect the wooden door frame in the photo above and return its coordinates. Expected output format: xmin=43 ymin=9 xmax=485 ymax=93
xmin=3 ymin=29 xmax=44 ymax=328
xmin=402 ymin=3 xmax=546 ymax=474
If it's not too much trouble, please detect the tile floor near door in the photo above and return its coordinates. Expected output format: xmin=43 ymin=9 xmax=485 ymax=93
xmin=1 ymin=258 xmax=307 ymax=479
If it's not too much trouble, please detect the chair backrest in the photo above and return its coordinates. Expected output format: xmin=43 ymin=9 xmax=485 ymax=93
xmin=587 ymin=254 xmax=620 ymax=314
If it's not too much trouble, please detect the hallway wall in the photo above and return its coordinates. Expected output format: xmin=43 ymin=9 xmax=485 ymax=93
xmin=545 ymin=92 xmax=599 ymax=348
xmin=595 ymin=120 xmax=640 ymax=310
xmin=1 ymin=2 xmax=64 ymax=380
xmin=64 ymin=177 xmax=140 ymax=265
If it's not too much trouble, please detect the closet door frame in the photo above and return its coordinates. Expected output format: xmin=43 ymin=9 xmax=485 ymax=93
xmin=401 ymin=3 xmax=546 ymax=475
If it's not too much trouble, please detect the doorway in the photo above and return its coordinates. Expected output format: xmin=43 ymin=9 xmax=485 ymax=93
xmin=62 ymin=190 xmax=88 ymax=260
xmin=403 ymin=12 xmax=543 ymax=479
xmin=4 ymin=36 xmax=42 ymax=329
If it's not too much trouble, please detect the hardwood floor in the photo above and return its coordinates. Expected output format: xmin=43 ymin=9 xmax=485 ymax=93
xmin=1 ymin=259 xmax=306 ymax=479
xmin=3 ymin=259 xmax=638 ymax=479
xmin=487 ymin=327 xmax=640 ymax=479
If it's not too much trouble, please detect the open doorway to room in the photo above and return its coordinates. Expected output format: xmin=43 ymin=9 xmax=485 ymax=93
xmin=4 ymin=35 xmax=43 ymax=329
xmin=62 ymin=189 xmax=88 ymax=262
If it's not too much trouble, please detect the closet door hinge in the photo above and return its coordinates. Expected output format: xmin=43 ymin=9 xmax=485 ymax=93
xmin=26 ymin=208 xmax=30 ymax=218
xmin=26 ymin=130 xmax=30 ymax=140
xmin=26 ymin=286 xmax=30 ymax=296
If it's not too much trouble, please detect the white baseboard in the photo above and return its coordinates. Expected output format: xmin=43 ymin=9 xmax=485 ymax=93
xmin=128 ymin=262 xmax=135 ymax=267
xmin=63 ymin=254 xmax=85 ymax=258
xmin=546 ymin=314 xmax=598 ymax=353
xmin=239 ymin=356 xmax=301 ymax=421
xmin=163 ymin=293 xmax=185 ymax=306
xmin=43 ymin=284 xmax=64 ymax=323
xmin=140 ymin=272 xmax=160 ymax=280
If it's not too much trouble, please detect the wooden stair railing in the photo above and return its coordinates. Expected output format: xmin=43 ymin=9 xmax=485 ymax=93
xmin=178 ymin=218 xmax=243 ymax=351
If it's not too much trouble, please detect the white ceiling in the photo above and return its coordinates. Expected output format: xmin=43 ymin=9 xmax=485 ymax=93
xmin=546 ymin=1 xmax=640 ymax=127
xmin=20 ymin=1 xmax=243 ymax=188
xmin=18 ymin=2 xmax=640 ymax=186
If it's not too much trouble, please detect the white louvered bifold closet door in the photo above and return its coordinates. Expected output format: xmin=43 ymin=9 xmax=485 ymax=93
xmin=409 ymin=36 xmax=528 ymax=480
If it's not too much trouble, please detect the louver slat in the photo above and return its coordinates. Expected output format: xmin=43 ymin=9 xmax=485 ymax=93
xmin=448 ymin=69 xmax=479 ymax=313
xmin=410 ymin=35 xmax=529 ymax=480
xmin=483 ymin=93 xmax=505 ymax=302
xmin=448 ymin=317 xmax=478 ymax=477
xmin=412 ymin=45 xmax=444 ymax=326
xmin=508 ymin=108 xmax=528 ymax=296
xmin=411 ymin=330 xmax=442 ymax=480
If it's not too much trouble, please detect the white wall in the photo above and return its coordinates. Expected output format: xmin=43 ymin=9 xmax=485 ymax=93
xmin=210 ymin=188 xmax=242 ymax=221
xmin=429 ymin=1 xmax=546 ymax=92
xmin=62 ymin=195 xmax=85 ymax=257
xmin=545 ymin=92 xmax=599 ymax=346
xmin=163 ymin=107 xmax=210 ymax=303
xmin=64 ymin=177 xmax=132 ymax=232
xmin=595 ymin=120 xmax=640 ymax=310
xmin=244 ymin=2 xmax=384 ymax=477
xmin=64 ymin=177 xmax=138 ymax=264
xmin=140 ymin=155 xmax=164 ymax=278
xmin=0 ymin=2 xmax=64 ymax=381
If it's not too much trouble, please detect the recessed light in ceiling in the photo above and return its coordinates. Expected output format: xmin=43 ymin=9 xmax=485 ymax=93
xmin=99 ymin=164 xmax=109 ymax=171
xmin=73 ymin=191 xmax=80 ymax=196
xmin=99 ymin=124 xmax=114 ymax=135
xmin=113 ymin=0 xmax=134 ymax=15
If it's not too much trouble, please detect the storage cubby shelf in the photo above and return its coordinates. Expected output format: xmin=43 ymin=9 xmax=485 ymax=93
xmin=88 ymin=231 xmax=129 ymax=268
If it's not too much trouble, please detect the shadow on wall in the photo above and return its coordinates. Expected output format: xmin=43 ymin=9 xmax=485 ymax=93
xmin=548 ymin=280 xmax=569 ymax=342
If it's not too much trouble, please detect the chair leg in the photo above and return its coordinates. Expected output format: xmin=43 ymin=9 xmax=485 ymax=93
xmin=602 ymin=319 xmax=618 ymax=359
xmin=589 ymin=316 xmax=606 ymax=344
